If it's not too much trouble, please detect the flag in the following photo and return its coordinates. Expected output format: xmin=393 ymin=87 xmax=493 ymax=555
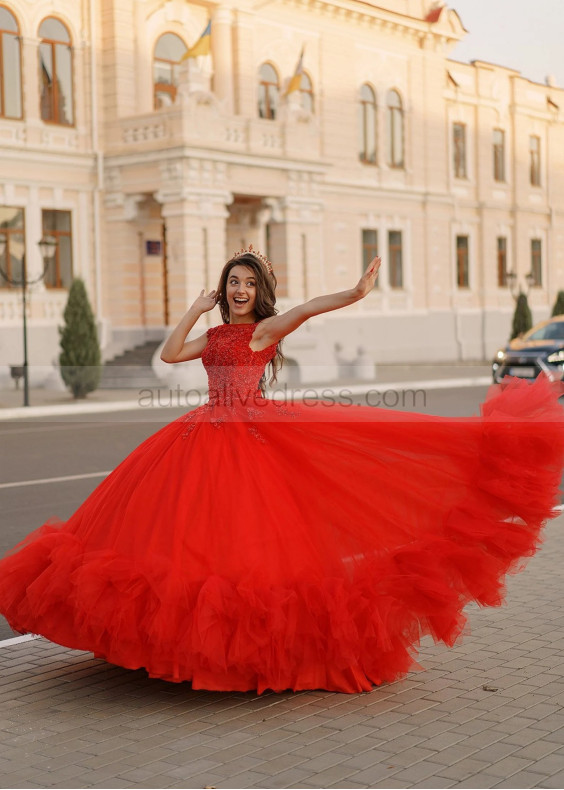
xmin=285 ymin=47 xmax=304 ymax=95
xmin=181 ymin=21 xmax=211 ymax=60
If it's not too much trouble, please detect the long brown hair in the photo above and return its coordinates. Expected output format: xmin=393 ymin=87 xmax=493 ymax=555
xmin=216 ymin=253 xmax=284 ymax=389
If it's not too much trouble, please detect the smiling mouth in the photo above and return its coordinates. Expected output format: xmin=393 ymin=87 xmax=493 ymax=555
xmin=233 ymin=298 xmax=248 ymax=305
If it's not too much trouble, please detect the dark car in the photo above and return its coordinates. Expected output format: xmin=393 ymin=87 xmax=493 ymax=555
xmin=492 ymin=316 xmax=564 ymax=383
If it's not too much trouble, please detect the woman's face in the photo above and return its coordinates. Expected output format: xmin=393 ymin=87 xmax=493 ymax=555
xmin=225 ymin=265 xmax=257 ymax=323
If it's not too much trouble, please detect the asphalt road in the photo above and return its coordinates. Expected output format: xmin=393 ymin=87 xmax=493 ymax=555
xmin=0 ymin=382 xmax=524 ymax=642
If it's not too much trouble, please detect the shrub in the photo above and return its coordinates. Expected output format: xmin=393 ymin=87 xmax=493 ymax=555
xmin=59 ymin=278 xmax=101 ymax=398
xmin=510 ymin=291 xmax=533 ymax=340
xmin=552 ymin=290 xmax=564 ymax=317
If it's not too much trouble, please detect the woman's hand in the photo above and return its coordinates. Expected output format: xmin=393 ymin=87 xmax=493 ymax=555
xmin=191 ymin=289 xmax=217 ymax=315
xmin=351 ymin=256 xmax=381 ymax=300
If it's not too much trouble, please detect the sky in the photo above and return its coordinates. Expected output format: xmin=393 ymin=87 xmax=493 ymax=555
xmin=448 ymin=0 xmax=564 ymax=88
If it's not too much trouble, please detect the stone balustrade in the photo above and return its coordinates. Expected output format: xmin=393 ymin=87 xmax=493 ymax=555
xmin=107 ymin=108 xmax=319 ymax=160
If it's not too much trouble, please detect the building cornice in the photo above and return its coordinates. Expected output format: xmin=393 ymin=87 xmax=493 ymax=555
xmin=104 ymin=146 xmax=331 ymax=174
xmin=277 ymin=0 xmax=465 ymax=45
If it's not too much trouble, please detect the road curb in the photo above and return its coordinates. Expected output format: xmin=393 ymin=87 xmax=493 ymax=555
xmin=0 ymin=376 xmax=492 ymax=420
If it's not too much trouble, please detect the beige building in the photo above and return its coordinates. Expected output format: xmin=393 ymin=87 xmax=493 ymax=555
xmin=1 ymin=0 xmax=563 ymax=386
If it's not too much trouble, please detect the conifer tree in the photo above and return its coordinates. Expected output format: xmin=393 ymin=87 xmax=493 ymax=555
xmin=552 ymin=290 xmax=564 ymax=317
xmin=59 ymin=278 xmax=101 ymax=398
xmin=510 ymin=291 xmax=533 ymax=340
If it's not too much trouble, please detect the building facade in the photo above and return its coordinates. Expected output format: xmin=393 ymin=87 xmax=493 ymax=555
xmin=1 ymin=0 xmax=563 ymax=385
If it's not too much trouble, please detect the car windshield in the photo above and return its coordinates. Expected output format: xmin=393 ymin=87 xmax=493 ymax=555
xmin=525 ymin=322 xmax=564 ymax=341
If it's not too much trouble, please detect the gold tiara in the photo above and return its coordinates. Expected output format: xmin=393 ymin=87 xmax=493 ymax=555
xmin=230 ymin=244 xmax=273 ymax=275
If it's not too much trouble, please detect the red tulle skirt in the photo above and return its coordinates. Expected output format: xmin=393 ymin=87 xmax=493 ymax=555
xmin=1 ymin=375 xmax=563 ymax=693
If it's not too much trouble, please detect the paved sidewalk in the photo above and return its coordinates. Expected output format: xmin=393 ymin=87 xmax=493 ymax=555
xmin=1 ymin=514 xmax=564 ymax=789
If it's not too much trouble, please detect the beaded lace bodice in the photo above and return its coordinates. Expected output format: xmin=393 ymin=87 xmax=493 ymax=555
xmin=202 ymin=322 xmax=277 ymax=406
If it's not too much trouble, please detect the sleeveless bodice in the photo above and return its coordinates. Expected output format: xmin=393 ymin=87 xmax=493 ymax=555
xmin=201 ymin=322 xmax=277 ymax=406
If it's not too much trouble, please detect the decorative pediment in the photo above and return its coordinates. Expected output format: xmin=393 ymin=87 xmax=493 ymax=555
xmin=425 ymin=4 xmax=466 ymax=37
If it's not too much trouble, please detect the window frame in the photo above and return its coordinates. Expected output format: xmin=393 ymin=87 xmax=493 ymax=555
xmin=153 ymin=32 xmax=188 ymax=110
xmin=496 ymin=236 xmax=507 ymax=288
xmin=38 ymin=16 xmax=75 ymax=127
xmin=0 ymin=5 xmax=23 ymax=120
xmin=0 ymin=205 xmax=25 ymax=289
xmin=386 ymin=90 xmax=404 ymax=169
xmin=359 ymin=84 xmax=377 ymax=165
xmin=362 ymin=228 xmax=379 ymax=288
xmin=529 ymin=135 xmax=541 ymax=187
xmin=388 ymin=229 xmax=403 ymax=289
xmin=453 ymin=122 xmax=467 ymax=179
xmin=456 ymin=235 xmax=469 ymax=289
xmin=531 ymin=238 xmax=542 ymax=287
xmin=493 ymin=128 xmax=505 ymax=182
xmin=42 ymin=209 xmax=73 ymax=289
xmin=258 ymin=62 xmax=280 ymax=120
xmin=299 ymin=70 xmax=314 ymax=114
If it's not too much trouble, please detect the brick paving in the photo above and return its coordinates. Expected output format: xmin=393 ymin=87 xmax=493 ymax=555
xmin=1 ymin=514 xmax=564 ymax=789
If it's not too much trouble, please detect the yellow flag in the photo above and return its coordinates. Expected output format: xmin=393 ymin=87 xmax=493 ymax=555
xmin=181 ymin=21 xmax=211 ymax=61
xmin=285 ymin=47 xmax=304 ymax=95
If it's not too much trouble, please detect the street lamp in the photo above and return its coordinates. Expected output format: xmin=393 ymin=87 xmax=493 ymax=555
xmin=506 ymin=270 xmax=535 ymax=301
xmin=0 ymin=235 xmax=58 ymax=406
xmin=506 ymin=270 xmax=518 ymax=299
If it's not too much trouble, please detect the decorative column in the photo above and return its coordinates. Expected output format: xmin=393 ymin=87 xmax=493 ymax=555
xmin=22 ymin=37 xmax=40 ymax=126
xmin=211 ymin=6 xmax=234 ymax=115
xmin=279 ymin=197 xmax=324 ymax=301
xmin=155 ymin=158 xmax=232 ymax=327
xmin=100 ymin=0 xmax=136 ymax=120
xmin=102 ymin=167 xmax=145 ymax=329
xmin=263 ymin=172 xmax=325 ymax=301
xmin=232 ymin=8 xmax=255 ymax=117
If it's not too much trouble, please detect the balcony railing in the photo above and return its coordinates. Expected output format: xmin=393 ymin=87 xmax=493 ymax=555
xmin=107 ymin=106 xmax=319 ymax=161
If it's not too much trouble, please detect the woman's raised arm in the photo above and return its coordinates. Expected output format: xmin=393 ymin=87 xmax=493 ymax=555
xmin=250 ymin=257 xmax=381 ymax=351
xmin=160 ymin=290 xmax=217 ymax=363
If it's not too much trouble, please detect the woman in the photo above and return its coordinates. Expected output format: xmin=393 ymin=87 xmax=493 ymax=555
xmin=1 ymin=247 xmax=564 ymax=694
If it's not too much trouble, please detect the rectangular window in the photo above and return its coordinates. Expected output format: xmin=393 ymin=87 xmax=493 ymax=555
xmin=497 ymin=237 xmax=507 ymax=287
xmin=42 ymin=209 xmax=73 ymax=288
xmin=530 ymin=135 xmax=541 ymax=186
xmin=0 ymin=206 xmax=25 ymax=289
xmin=453 ymin=123 xmax=467 ymax=178
xmin=388 ymin=230 xmax=403 ymax=289
xmin=456 ymin=235 xmax=469 ymax=288
xmin=362 ymin=229 xmax=378 ymax=289
xmin=531 ymin=238 xmax=542 ymax=287
xmin=493 ymin=129 xmax=505 ymax=182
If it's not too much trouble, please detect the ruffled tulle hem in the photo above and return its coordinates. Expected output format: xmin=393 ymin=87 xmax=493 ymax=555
xmin=1 ymin=375 xmax=563 ymax=693
xmin=0 ymin=514 xmax=557 ymax=693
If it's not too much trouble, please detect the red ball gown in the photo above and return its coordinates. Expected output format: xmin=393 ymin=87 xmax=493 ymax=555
xmin=1 ymin=322 xmax=564 ymax=693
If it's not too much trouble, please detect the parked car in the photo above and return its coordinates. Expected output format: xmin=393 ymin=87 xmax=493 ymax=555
xmin=492 ymin=316 xmax=564 ymax=383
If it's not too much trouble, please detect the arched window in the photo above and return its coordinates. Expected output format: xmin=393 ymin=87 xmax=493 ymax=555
xmin=300 ymin=71 xmax=314 ymax=113
xmin=386 ymin=89 xmax=404 ymax=168
xmin=0 ymin=6 xmax=22 ymax=119
xmin=153 ymin=33 xmax=188 ymax=109
xmin=359 ymin=84 xmax=377 ymax=164
xmin=39 ymin=17 xmax=74 ymax=125
xmin=258 ymin=63 xmax=279 ymax=120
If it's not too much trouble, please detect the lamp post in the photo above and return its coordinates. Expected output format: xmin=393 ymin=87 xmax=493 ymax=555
xmin=506 ymin=270 xmax=517 ymax=299
xmin=506 ymin=270 xmax=535 ymax=300
xmin=0 ymin=236 xmax=58 ymax=406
